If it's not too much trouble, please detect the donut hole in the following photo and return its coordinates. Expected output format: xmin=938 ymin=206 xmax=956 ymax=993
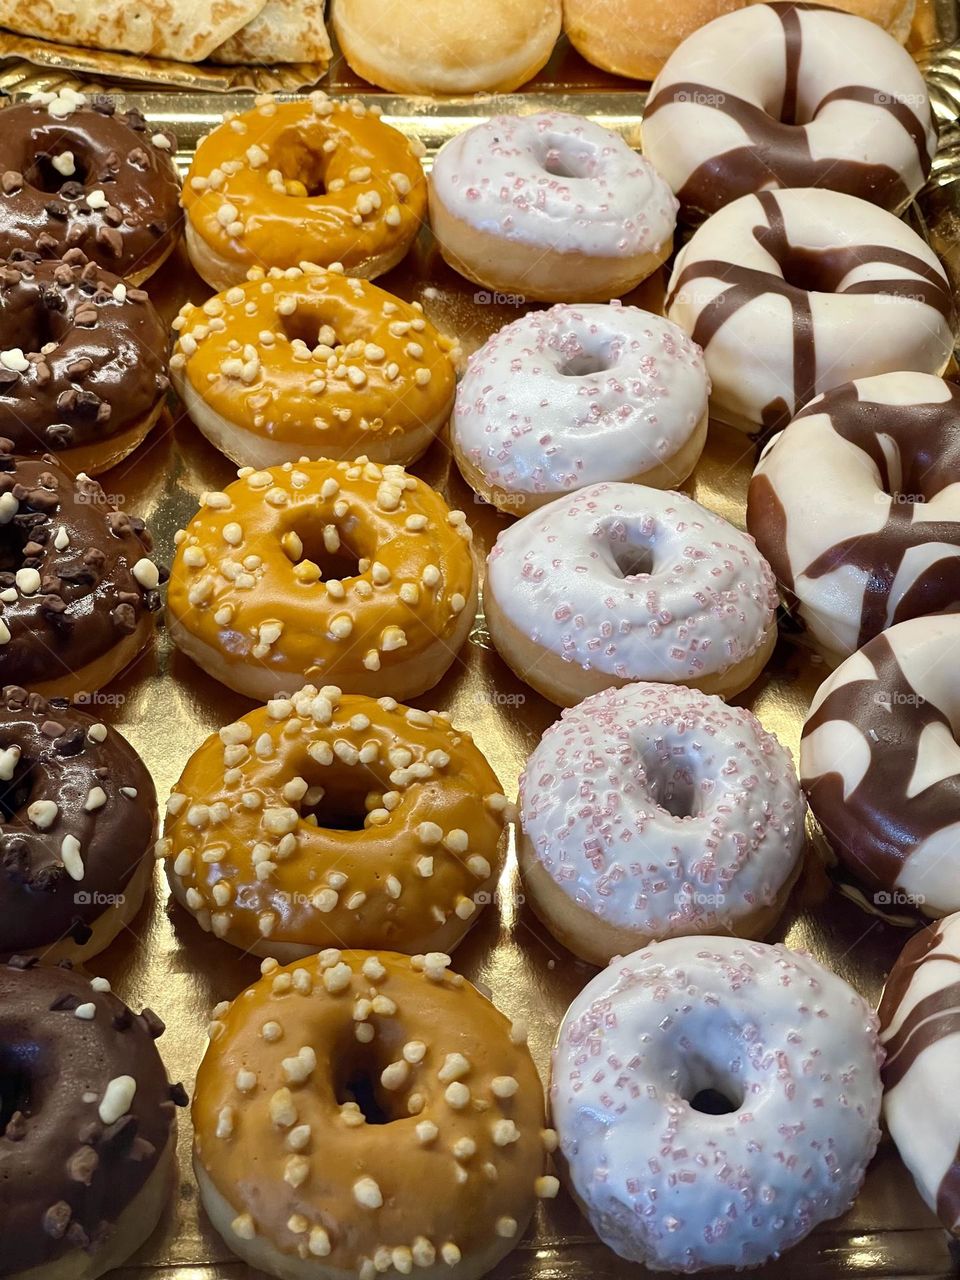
xmin=300 ymin=783 xmax=369 ymax=832
xmin=279 ymin=309 xmax=339 ymax=351
xmin=0 ymin=519 xmax=34 ymax=576
xmin=13 ymin=305 xmax=66 ymax=359
xmin=688 ymin=1087 xmax=741 ymax=1115
xmin=0 ymin=1042 xmax=37 ymax=1130
xmin=0 ymin=758 xmax=36 ymax=822
xmin=271 ymin=132 xmax=328 ymax=197
xmin=682 ymin=1059 xmax=744 ymax=1116
xmin=333 ymin=1044 xmax=406 ymax=1124
xmin=640 ymin=752 xmax=699 ymax=819
xmin=558 ymin=350 xmax=614 ymax=377
xmin=283 ymin=517 xmax=361 ymax=583
xmin=540 ymin=141 xmax=595 ymax=181
xmin=24 ymin=148 xmax=90 ymax=194
xmin=610 ymin=542 xmax=654 ymax=578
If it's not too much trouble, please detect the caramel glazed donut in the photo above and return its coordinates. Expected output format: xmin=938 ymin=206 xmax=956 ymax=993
xmin=0 ymin=251 xmax=169 ymax=475
xmin=193 ymin=950 xmax=557 ymax=1280
xmin=182 ymin=94 xmax=427 ymax=292
xmin=748 ymin=373 xmax=960 ymax=665
xmin=167 ymin=458 xmax=477 ymax=702
xmin=0 ymin=91 xmax=181 ymax=285
xmin=879 ymin=913 xmax=960 ymax=1235
xmin=551 ymin=937 xmax=883 ymax=1271
xmin=518 ymin=682 xmax=806 ymax=966
xmin=800 ymin=615 xmax=960 ymax=918
xmin=161 ymin=687 xmax=512 ymax=959
xmin=666 ymin=188 xmax=956 ymax=434
xmin=0 ymin=957 xmax=187 ymax=1280
xmin=0 ymin=449 xmax=164 ymax=697
xmin=484 ymin=482 xmax=778 ymax=707
xmin=171 ymin=264 xmax=458 ymax=470
xmin=642 ymin=2 xmax=936 ymax=222
xmin=0 ymin=686 xmax=157 ymax=963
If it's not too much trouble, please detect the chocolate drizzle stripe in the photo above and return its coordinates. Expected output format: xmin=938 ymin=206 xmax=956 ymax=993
xmin=882 ymin=979 xmax=960 ymax=1089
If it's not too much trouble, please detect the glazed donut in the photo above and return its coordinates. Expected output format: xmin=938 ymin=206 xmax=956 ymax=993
xmin=183 ymin=94 xmax=426 ymax=293
xmin=563 ymin=0 xmax=747 ymax=82
xmin=879 ymin=914 xmax=960 ymax=1234
xmin=194 ymin=950 xmax=554 ymax=1280
xmin=332 ymin=0 xmax=561 ymax=95
xmin=0 ymin=686 xmax=157 ymax=962
xmin=171 ymin=263 xmax=458 ymax=470
xmin=0 ymin=956 xmax=187 ymax=1280
xmin=519 ymin=682 xmax=805 ymax=965
xmin=429 ymin=112 xmax=677 ymax=304
xmin=167 ymin=457 xmax=476 ymax=702
xmin=642 ymin=2 xmax=935 ymax=222
xmin=0 ymin=450 xmax=164 ymax=697
xmin=0 ymin=94 xmax=180 ymax=285
xmin=800 ymin=615 xmax=960 ymax=917
xmin=748 ymin=373 xmax=960 ymax=665
xmin=484 ymin=482 xmax=778 ymax=706
xmin=0 ymin=251 xmax=168 ymax=475
xmin=452 ymin=304 xmax=709 ymax=513
xmin=551 ymin=936 xmax=883 ymax=1271
xmin=162 ymin=686 xmax=510 ymax=959
xmin=666 ymin=188 xmax=955 ymax=434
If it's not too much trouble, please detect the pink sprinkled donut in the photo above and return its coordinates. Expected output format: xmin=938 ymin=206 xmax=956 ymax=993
xmin=428 ymin=111 xmax=678 ymax=303
xmin=519 ymin=682 xmax=806 ymax=965
xmin=453 ymin=304 xmax=709 ymax=513
xmin=551 ymin=936 xmax=884 ymax=1272
xmin=484 ymin=482 xmax=778 ymax=705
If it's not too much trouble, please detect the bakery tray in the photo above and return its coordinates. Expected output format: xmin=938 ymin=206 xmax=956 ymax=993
xmin=23 ymin=85 xmax=960 ymax=1280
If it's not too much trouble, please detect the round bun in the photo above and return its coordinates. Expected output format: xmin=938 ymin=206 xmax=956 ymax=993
xmin=563 ymin=0 xmax=746 ymax=82
xmin=332 ymin=0 xmax=561 ymax=95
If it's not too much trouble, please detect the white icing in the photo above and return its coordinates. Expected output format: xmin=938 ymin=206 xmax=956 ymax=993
xmin=552 ymin=937 xmax=883 ymax=1270
xmin=519 ymin=681 xmax=805 ymax=938
xmin=431 ymin=111 xmax=677 ymax=258
xmin=486 ymin=482 xmax=777 ymax=685
xmin=452 ymin=304 xmax=708 ymax=500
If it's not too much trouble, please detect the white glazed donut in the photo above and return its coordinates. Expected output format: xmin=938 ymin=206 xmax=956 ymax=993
xmin=484 ymin=482 xmax=778 ymax=706
xmin=452 ymin=304 xmax=709 ymax=513
xmin=551 ymin=936 xmax=884 ymax=1272
xmin=642 ymin=2 xmax=935 ymax=222
xmin=879 ymin=913 xmax=960 ymax=1234
xmin=800 ymin=615 xmax=960 ymax=917
xmin=748 ymin=372 xmax=960 ymax=665
xmin=666 ymin=188 xmax=955 ymax=434
xmin=428 ymin=112 xmax=678 ymax=303
xmin=518 ymin=681 xmax=806 ymax=965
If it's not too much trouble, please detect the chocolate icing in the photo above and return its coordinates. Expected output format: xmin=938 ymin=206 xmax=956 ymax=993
xmin=666 ymin=189 xmax=956 ymax=431
xmin=0 ymin=958 xmax=185 ymax=1273
xmin=0 ymin=449 xmax=164 ymax=686
xmin=0 ymin=251 xmax=168 ymax=456
xmin=801 ymin=632 xmax=960 ymax=892
xmin=644 ymin=1 xmax=934 ymax=220
xmin=0 ymin=685 xmax=156 ymax=953
xmin=0 ymin=101 xmax=180 ymax=280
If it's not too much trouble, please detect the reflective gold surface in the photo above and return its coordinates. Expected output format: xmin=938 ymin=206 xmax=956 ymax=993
xmin=42 ymin=85 xmax=960 ymax=1280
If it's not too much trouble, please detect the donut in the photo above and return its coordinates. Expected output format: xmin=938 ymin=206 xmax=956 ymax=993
xmin=452 ymin=304 xmax=709 ymax=513
xmin=562 ymin=0 xmax=746 ymax=82
xmin=484 ymin=482 xmax=778 ymax=706
xmin=0 ymin=250 xmax=168 ymax=475
xmin=0 ymin=956 xmax=187 ymax=1280
xmin=519 ymin=682 xmax=805 ymax=965
xmin=428 ymin=112 xmax=678 ymax=304
xmin=0 ymin=686 xmax=157 ymax=962
xmin=800 ymin=615 xmax=960 ymax=918
xmin=332 ymin=0 xmax=561 ymax=95
xmin=182 ymin=94 xmax=427 ymax=293
xmin=642 ymin=2 xmax=935 ymax=222
xmin=878 ymin=914 xmax=960 ymax=1234
xmin=551 ymin=936 xmax=883 ymax=1270
xmin=0 ymin=450 xmax=164 ymax=697
xmin=748 ymin=373 xmax=960 ymax=665
xmin=0 ymin=93 xmax=181 ymax=285
xmin=666 ymin=188 xmax=955 ymax=434
xmin=171 ymin=263 xmax=458 ymax=470
xmin=193 ymin=949 xmax=553 ymax=1280
xmin=161 ymin=685 xmax=511 ymax=959
xmin=167 ymin=457 xmax=477 ymax=702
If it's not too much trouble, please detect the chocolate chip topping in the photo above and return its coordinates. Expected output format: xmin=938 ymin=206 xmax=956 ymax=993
xmin=0 ymin=103 xmax=181 ymax=280
xmin=0 ymin=961 xmax=181 ymax=1273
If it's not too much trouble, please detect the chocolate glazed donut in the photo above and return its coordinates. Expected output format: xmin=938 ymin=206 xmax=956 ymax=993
xmin=0 ymin=448 xmax=165 ymax=696
xmin=0 ymin=251 xmax=169 ymax=474
xmin=0 ymin=686 xmax=157 ymax=961
xmin=0 ymin=956 xmax=187 ymax=1280
xmin=0 ymin=96 xmax=181 ymax=285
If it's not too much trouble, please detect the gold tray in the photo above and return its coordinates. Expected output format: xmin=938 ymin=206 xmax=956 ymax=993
xmin=40 ymin=86 xmax=960 ymax=1280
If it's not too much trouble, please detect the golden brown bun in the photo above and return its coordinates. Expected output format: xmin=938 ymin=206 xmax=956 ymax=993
xmin=786 ymin=0 xmax=915 ymax=41
xmin=563 ymin=0 xmax=747 ymax=81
